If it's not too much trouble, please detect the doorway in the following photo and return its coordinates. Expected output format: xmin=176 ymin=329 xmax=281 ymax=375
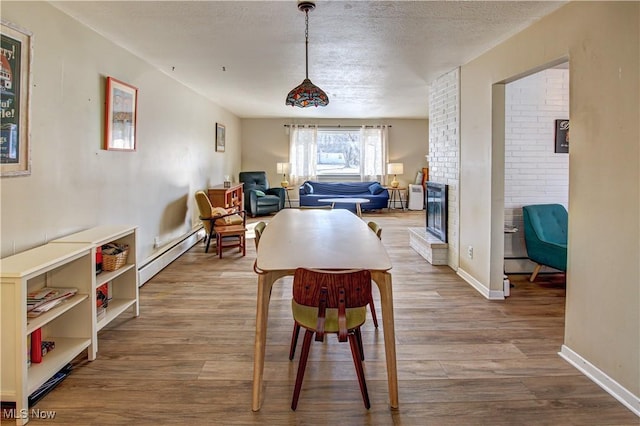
xmin=502 ymin=62 xmax=570 ymax=286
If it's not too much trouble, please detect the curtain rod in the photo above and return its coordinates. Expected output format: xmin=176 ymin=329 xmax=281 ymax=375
xmin=283 ymin=124 xmax=391 ymax=129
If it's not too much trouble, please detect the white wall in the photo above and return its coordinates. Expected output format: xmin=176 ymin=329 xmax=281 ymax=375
xmin=241 ymin=118 xmax=429 ymax=202
xmin=504 ymin=68 xmax=570 ymax=272
xmin=0 ymin=2 xmax=241 ymax=264
xmin=459 ymin=1 xmax=639 ymax=400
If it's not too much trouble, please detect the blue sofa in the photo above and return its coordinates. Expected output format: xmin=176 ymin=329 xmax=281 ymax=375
xmin=299 ymin=181 xmax=389 ymax=212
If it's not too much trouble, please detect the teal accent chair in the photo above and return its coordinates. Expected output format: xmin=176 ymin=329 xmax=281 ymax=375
xmin=522 ymin=204 xmax=568 ymax=282
xmin=239 ymin=171 xmax=285 ymax=217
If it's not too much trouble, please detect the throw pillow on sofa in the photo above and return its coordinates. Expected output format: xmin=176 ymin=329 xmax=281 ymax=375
xmin=254 ymin=190 xmax=266 ymax=197
xmin=368 ymin=182 xmax=385 ymax=195
xmin=303 ymin=182 xmax=314 ymax=194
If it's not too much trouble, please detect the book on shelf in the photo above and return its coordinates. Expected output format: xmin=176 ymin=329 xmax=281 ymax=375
xmin=96 ymin=282 xmax=109 ymax=309
xmin=96 ymin=305 xmax=107 ymax=322
xmin=28 ymin=363 xmax=73 ymax=407
xmin=27 ymin=331 xmax=32 ymax=367
xmin=27 ymin=287 xmax=78 ymax=318
xmin=96 ymin=281 xmax=110 ymax=321
xmin=30 ymin=328 xmax=42 ymax=364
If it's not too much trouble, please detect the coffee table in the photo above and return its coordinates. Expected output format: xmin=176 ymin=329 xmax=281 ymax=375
xmin=318 ymin=197 xmax=370 ymax=218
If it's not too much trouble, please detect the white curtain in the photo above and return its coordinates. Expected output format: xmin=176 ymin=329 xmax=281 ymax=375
xmin=360 ymin=125 xmax=388 ymax=183
xmin=289 ymin=125 xmax=318 ymax=185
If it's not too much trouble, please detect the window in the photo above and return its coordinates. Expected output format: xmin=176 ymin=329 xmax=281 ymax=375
xmin=317 ymin=129 xmax=361 ymax=176
xmin=289 ymin=125 xmax=388 ymax=183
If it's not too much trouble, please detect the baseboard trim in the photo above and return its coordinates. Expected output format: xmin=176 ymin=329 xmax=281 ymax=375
xmin=559 ymin=345 xmax=640 ymax=416
xmin=138 ymin=228 xmax=206 ymax=286
xmin=457 ymin=268 xmax=505 ymax=300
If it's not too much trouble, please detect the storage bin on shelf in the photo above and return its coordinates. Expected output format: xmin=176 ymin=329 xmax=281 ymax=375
xmin=101 ymin=243 xmax=129 ymax=271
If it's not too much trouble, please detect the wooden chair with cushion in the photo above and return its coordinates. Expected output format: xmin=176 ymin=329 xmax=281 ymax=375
xmin=364 ymin=221 xmax=383 ymax=327
xmin=194 ymin=190 xmax=247 ymax=258
xmin=367 ymin=221 xmax=382 ymax=239
xmin=254 ymin=221 xmax=266 ymax=250
xmin=288 ymin=268 xmax=373 ymax=411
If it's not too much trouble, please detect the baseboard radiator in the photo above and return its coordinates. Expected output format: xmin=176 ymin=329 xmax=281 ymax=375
xmin=138 ymin=228 xmax=206 ymax=286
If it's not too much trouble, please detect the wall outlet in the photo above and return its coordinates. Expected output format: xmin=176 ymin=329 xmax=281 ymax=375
xmin=154 ymin=236 xmax=161 ymax=248
xmin=467 ymin=245 xmax=474 ymax=259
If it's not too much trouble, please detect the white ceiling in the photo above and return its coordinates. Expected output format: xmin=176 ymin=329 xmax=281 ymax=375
xmin=50 ymin=1 xmax=566 ymax=119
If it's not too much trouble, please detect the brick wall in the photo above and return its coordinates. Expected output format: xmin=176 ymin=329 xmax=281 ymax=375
xmin=504 ymin=68 xmax=569 ymax=270
xmin=428 ymin=68 xmax=460 ymax=269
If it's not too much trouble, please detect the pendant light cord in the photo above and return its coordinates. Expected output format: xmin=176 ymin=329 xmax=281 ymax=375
xmin=305 ymin=10 xmax=309 ymax=79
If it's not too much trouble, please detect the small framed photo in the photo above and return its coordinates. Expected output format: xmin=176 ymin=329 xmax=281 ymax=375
xmin=104 ymin=77 xmax=138 ymax=151
xmin=554 ymin=119 xmax=569 ymax=154
xmin=216 ymin=123 xmax=225 ymax=152
xmin=1 ymin=20 xmax=33 ymax=177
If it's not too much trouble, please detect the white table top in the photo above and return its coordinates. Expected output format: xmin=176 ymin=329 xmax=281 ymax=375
xmin=257 ymin=209 xmax=392 ymax=271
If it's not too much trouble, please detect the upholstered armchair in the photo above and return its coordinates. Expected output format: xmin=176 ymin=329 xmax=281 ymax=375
xmin=238 ymin=171 xmax=285 ymax=217
xmin=195 ymin=190 xmax=247 ymax=257
xmin=522 ymin=204 xmax=568 ymax=282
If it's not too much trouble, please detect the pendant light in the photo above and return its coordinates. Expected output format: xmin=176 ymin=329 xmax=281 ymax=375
xmin=285 ymin=1 xmax=329 ymax=108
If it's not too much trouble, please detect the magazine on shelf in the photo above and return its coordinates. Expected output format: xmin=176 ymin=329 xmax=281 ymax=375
xmin=27 ymin=287 xmax=79 ymax=317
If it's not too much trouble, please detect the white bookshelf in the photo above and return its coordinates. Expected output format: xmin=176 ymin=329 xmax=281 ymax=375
xmin=51 ymin=225 xmax=140 ymax=356
xmin=0 ymin=225 xmax=139 ymax=424
xmin=0 ymin=243 xmax=94 ymax=425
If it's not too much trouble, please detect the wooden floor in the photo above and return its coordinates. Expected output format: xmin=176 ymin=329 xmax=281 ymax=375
xmin=25 ymin=211 xmax=636 ymax=425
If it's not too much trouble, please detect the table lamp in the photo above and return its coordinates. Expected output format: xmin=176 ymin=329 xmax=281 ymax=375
xmin=387 ymin=163 xmax=403 ymax=188
xmin=276 ymin=162 xmax=291 ymax=187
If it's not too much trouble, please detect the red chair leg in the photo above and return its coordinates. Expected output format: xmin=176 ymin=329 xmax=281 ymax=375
xmin=368 ymin=298 xmax=379 ymax=328
xmin=289 ymin=322 xmax=301 ymax=361
xmin=355 ymin=327 xmax=365 ymax=361
xmin=291 ymin=329 xmax=314 ymax=411
xmin=348 ymin=331 xmax=370 ymax=409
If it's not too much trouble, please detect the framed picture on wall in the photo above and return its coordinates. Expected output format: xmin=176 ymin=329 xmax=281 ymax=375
xmin=104 ymin=77 xmax=138 ymax=151
xmin=554 ymin=119 xmax=569 ymax=153
xmin=1 ymin=20 xmax=33 ymax=177
xmin=216 ymin=122 xmax=225 ymax=152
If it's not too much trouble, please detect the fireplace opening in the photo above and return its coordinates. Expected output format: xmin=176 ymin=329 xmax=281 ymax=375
xmin=425 ymin=181 xmax=448 ymax=243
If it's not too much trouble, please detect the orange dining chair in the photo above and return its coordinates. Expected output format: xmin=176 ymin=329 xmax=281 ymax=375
xmin=288 ymin=268 xmax=372 ymax=410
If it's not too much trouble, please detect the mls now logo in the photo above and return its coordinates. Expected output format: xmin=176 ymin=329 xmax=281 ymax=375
xmin=2 ymin=408 xmax=56 ymax=420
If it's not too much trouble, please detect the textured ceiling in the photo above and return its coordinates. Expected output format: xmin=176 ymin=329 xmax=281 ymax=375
xmin=51 ymin=1 xmax=566 ymax=119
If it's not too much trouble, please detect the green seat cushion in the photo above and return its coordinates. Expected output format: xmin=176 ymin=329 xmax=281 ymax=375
xmin=291 ymin=300 xmax=366 ymax=332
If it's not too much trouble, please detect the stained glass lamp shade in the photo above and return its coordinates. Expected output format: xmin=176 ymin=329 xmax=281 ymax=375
xmin=286 ymin=79 xmax=329 ymax=108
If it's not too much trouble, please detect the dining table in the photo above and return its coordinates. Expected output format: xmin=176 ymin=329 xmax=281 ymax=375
xmin=251 ymin=208 xmax=398 ymax=410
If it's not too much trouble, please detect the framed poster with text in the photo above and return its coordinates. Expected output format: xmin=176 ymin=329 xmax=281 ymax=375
xmin=1 ymin=20 xmax=33 ymax=177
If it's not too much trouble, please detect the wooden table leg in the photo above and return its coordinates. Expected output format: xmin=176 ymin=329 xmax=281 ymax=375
xmin=356 ymin=203 xmax=362 ymax=217
xmin=370 ymin=270 xmax=399 ymax=409
xmin=252 ymin=272 xmax=275 ymax=411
